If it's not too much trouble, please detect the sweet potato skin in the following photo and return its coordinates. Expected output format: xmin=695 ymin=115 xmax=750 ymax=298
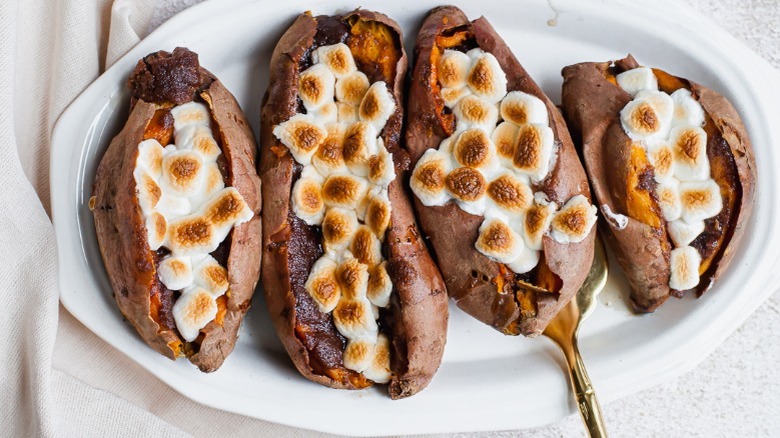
xmin=259 ymin=10 xmax=448 ymax=398
xmin=93 ymin=49 xmax=262 ymax=372
xmin=561 ymin=56 xmax=755 ymax=312
xmin=405 ymin=6 xmax=595 ymax=336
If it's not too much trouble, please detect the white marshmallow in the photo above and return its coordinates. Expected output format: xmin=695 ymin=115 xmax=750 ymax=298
xmin=343 ymin=338 xmax=376 ymax=373
xmin=453 ymin=95 xmax=499 ymax=132
xmin=452 ymin=128 xmax=498 ymax=170
xmin=201 ymin=187 xmax=253 ymax=243
xmin=273 ymin=114 xmax=328 ymax=166
xmin=512 ymin=123 xmax=555 ymax=183
xmin=492 ymin=121 xmax=519 ymax=167
xmin=620 ymin=90 xmax=674 ymax=141
xmin=438 ymin=49 xmax=471 ymax=89
xmin=172 ymin=287 xmax=218 ymax=342
xmin=670 ymin=125 xmax=710 ymax=182
xmin=291 ymin=172 xmax=325 ymax=226
xmin=170 ymin=102 xmax=211 ymax=131
xmin=362 ymin=333 xmax=392 ymax=383
xmin=145 ymin=212 xmax=167 ymax=251
xmin=336 ymin=102 xmax=359 ymax=124
xmin=166 ymin=215 xmax=219 ymax=256
xmin=158 ymin=255 xmax=194 ymax=291
xmin=311 ymin=101 xmax=338 ymax=125
xmin=160 ymin=150 xmax=206 ymax=197
xmin=368 ymin=140 xmax=396 ymax=188
xmin=441 ymin=86 xmax=472 ymax=108
xmin=364 ymin=190 xmax=392 ymax=239
xmin=134 ymin=168 xmax=162 ymax=213
xmin=189 ymin=162 xmax=226 ymax=210
xmin=156 ymin=192 xmax=192 ymax=219
xmin=475 ymin=218 xmax=525 ymax=264
xmin=500 ymin=91 xmax=548 ymax=126
xmin=550 ymin=194 xmax=598 ymax=244
xmin=616 ymin=67 xmax=658 ymax=97
xmin=333 ymin=297 xmax=379 ymax=341
xmin=667 ymin=219 xmax=705 ymax=247
xmin=350 ymin=225 xmax=383 ymax=267
xmin=465 ymin=49 xmax=507 ymax=104
xmin=321 ymin=207 xmax=359 ymax=254
xmin=671 ymin=88 xmax=705 ymax=128
xmin=192 ymin=254 xmax=229 ymax=296
xmin=335 ymin=71 xmax=370 ymax=105
xmin=313 ymin=43 xmax=357 ymax=77
xmin=305 ymin=255 xmax=341 ymax=313
xmin=298 ymin=63 xmax=336 ymax=111
xmin=522 ymin=193 xmax=557 ymax=251
xmin=312 ymin=123 xmax=349 ymax=177
xmin=445 ymin=166 xmax=488 ymax=215
xmin=321 ymin=173 xmax=369 ymax=210
xmin=358 ymin=82 xmax=396 ymax=133
xmin=175 ymin=124 xmax=221 ymax=162
xmin=485 ymin=171 xmax=533 ymax=215
xmin=679 ymin=179 xmax=723 ymax=222
xmin=410 ymin=149 xmax=452 ymax=207
xmin=506 ymin=246 xmax=541 ymax=274
xmin=136 ymin=139 xmax=165 ymax=178
xmin=342 ymin=121 xmax=379 ymax=177
xmin=656 ymin=178 xmax=682 ymax=221
xmin=645 ymin=140 xmax=675 ymax=183
xmin=669 ymin=246 xmax=702 ymax=291
xmin=367 ymin=262 xmax=392 ymax=308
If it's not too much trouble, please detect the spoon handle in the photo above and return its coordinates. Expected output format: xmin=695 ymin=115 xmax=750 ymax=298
xmin=565 ymin=337 xmax=607 ymax=438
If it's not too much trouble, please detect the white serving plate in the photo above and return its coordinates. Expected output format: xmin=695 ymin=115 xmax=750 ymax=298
xmin=51 ymin=0 xmax=780 ymax=435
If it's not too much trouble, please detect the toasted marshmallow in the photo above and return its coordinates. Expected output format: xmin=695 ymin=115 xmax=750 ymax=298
xmin=506 ymin=246 xmax=541 ymax=274
xmin=313 ymin=43 xmax=357 ymax=78
xmin=500 ymin=91 xmax=548 ymax=126
xmin=523 ymin=193 xmax=557 ymax=250
xmin=137 ymin=139 xmax=164 ymax=177
xmin=167 ymin=215 xmax=218 ymax=255
xmin=145 ymin=212 xmax=167 ymax=251
xmin=368 ymin=142 xmax=396 ymax=187
xmin=656 ymin=178 xmax=682 ymax=221
xmin=453 ymin=129 xmax=495 ymax=170
xmin=336 ymin=253 xmax=370 ymax=301
xmin=172 ymin=287 xmax=218 ymax=342
xmin=135 ymin=169 xmax=162 ymax=212
xmin=203 ymin=187 xmax=253 ymax=233
xmin=336 ymin=102 xmax=359 ymax=124
xmin=365 ymin=191 xmax=392 ymax=239
xmin=512 ymin=123 xmax=555 ymax=182
xmin=335 ymin=71 xmax=369 ymax=105
xmin=359 ymin=82 xmax=396 ymax=133
xmin=453 ymin=95 xmax=499 ymax=132
xmin=671 ymin=88 xmax=705 ymax=128
xmin=621 ymin=90 xmax=674 ymax=141
xmin=465 ymin=49 xmax=507 ymax=104
xmin=312 ymin=101 xmax=338 ymax=124
xmin=333 ymin=298 xmax=378 ymax=341
xmin=669 ymin=246 xmax=702 ymax=290
xmin=195 ymin=162 xmax=226 ymax=206
xmin=410 ymin=149 xmax=452 ymax=207
xmin=158 ymin=255 xmax=194 ymax=291
xmin=367 ymin=262 xmax=392 ymax=308
xmin=343 ymin=338 xmax=375 ymax=373
xmin=312 ymin=123 xmax=348 ymax=177
xmin=363 ymin=333 xmax=391 ymax=383
xmin=160 ymin=150 xmax=206 ymax=197
xmin=668 ymin=218 xmax=705 ymax=247
xmin=670 ymin=125 xmax=710 ymax=182
xmin=550 ymin=195 xmax=598 ymax=244
xmin=476 ymin=218 xmax=525 ymax=264
xmin=646 ymin=140 xmax=675 ymax=183
xmin=192 ymin=255 xmax=229 ymax=296
xmin=446 ymin=166 xmax=487 ymax=204
xmin=679 ymin=180 xmax=723 ymax=222
xmin=351 ymin=226 xmax=383 ymax=266
xmin=291 ymin=174 xmax=325 ymax=226
xmin=486 ymin=172 xmax=533 ymax=214
xmin=305 ymin=256 xmax=341 ymax=313
xmin=342 ymin=122 xmax=379 ymax=176
xmin=492 ymin=121 xmax=518 ymax=165
xmin=298 ymin=63 xmax=336 ymax=111
xmin=321 ymin=174 xmax=369 ymax=210
xmin=616 ymin=67 xmax=658 ymax=97
xmin=438 ymin=49 xmax=471 ymax=89
xmin=170 ymin=102 xmax=211 ymax=131
xmin=156 ymin=193 xmax=192 ymax=219
xmin=273 ymin=114 xmax=328 ymax=165
xmin=441 ymin=86 xmax=472 ymax=108
xmin=175 ymin=124 xmax=221 ymax=162
xmin=322 ymin=207 xmax=359 ymax=253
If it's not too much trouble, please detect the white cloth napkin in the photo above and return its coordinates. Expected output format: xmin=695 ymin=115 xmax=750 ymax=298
xmin=2 ymin=0 xmax=778 ymax=437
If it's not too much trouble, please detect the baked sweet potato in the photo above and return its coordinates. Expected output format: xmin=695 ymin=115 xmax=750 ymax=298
xmin=561 ymin=55 xmax=755 ymax=312
xmin=405 ymin=6 xmax=597 ymax=337
xmin=92 ymin=48 xmax=262 ymax=372
xmin=259 ymin=10 xmax=448 ymax=399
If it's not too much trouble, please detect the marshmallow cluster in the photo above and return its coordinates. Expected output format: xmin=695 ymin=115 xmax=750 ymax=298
xmin=134 ymin=102 xmax=253 ymax=341
xmin=273 ymin=44 xmax=394 ymax=383
xmin=616 ymin=66 xmax=722 ymax=291
xmin=411 ymin=48 xmax=597 ymax=273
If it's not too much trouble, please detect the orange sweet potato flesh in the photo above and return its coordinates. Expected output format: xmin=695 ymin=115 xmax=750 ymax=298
xmin=405 ymin=6 xmax=595 ymax=337
xmin=561 ymin=55 xmax=755 ymax=312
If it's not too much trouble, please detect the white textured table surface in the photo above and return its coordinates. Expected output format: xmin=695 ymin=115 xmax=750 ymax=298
xmin=141 ymin=1 xmax=780 ymax=436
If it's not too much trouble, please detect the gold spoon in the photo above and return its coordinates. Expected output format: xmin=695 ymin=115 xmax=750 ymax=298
xmin=543 ymin=236 xmax=609 ymax=438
